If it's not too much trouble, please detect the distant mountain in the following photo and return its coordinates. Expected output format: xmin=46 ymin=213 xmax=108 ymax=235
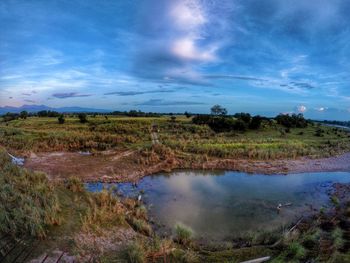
xmin=0 ymin=104 xmax=109 ymax=114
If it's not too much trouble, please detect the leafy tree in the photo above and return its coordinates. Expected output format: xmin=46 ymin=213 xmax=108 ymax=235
xmin=3 ymin=112 xmax=19 ymax=122
xmin=211 ymin=105 xmax=227 ymax=116
xmin=275 ymin=113 xmax=308 ymax=128
xmin=184 ymin=111 xmax=191 ymax=118
xmin=37 ymin=110 xmax=59 ymax=117
xmin=78 ymin=113 xmax=88 ymax=123
xmin=58 ymin=114 xmax=65 ymax=124
xmin=234 ymin=112 xmax=251 ymax=124
xmin=19 ymin=110 xmax=28 ymax=119
xmin=249 ymin=115 xmax=263 ymax=129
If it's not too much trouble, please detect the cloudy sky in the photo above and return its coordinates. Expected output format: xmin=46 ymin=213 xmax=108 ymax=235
xmin=1 ymin=0 xmax=350 ymax=120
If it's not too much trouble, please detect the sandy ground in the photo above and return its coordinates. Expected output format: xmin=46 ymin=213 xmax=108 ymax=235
xmin=23 ymin=150 xmax=350 ymax=183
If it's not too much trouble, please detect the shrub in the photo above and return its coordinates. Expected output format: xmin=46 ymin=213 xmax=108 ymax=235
xmin=332 ymin=227 xmax=344 ymax=250
xmin=78 ymin=113 xmax=88 ymax=123
xmin=66 ymin=176 xmax=84 ymax=192
xmin=275 ymin=113 xmax=308 ymax=128
xmin=234 ymin=112 xmax=251 ymax=123
xmin=19 ymin=110 xmax=28 ymax=119
xmin=286 ymin=242 xmax=306 ymax=260
xmin=130 ymin=218 xmax=152 ymax=235
xmin=126 ymin=241 xmax=146 ymax=263
xmin=58 ymin=114 xmax=65 ymax=124
xmin=174 ymin=223 xmax=193 ymax=245
xmin=2 ymin=112 xmax=19 ymax=122
xmin=249 ymin=115 xmax=263 ymax=129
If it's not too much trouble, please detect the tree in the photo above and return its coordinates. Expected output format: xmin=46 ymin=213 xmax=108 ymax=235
xmin=19 ymin=111 xmax=28 ymax=119
xmin=249 ymin=115 xmax=263 ymax=129
xmin=78 ymin=113 xmax=87 ymax=123
xmin=211 ymin=105 xmax=227 ymax=116
xmin=58 ymin=114 xmax=65 ymax=124
xmin=234 ymin=112 xmax=251 ymax=124
xmin=3 ymin=112 xmax=19 ymax=122
xmin=184 ymin=111 xmax=191 ymax=118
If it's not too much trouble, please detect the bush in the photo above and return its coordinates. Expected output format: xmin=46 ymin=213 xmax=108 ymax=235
xmin=126 ymin=241 xmax=146 ymax=263
xmin=332 ymin=227 xmax=344 ymax=250
xmin=286 ymin=242 xmax=306 ymax=260
xmin=249 ymin=115 xmax=263 ymax=129
xmin=174 ymin=223 xmax=193 ymax=245
xmin=58 ymin=114 xmax=65 ymax=124
xmin=2 ymin=112 xmax=19 ymax=122
xmin=234 ymin=112 xmax=251 ymax=123
xmin=66 ymin=176 xmax=84 ymax=192
xmin=78 ymin=113 xmax=88 ymax=123
xmin=275 ymin=113 xmax=308 ymax=128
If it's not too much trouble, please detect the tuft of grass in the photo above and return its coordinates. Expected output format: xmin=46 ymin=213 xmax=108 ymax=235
xmin=331 ymin=195 xmax=340 ymax=206
xmin=125 ymin=241 xmax=146 ymax=263
xmin=286 ymin=242 xmax=306 ymax=260
xmin=174 ymin=223 xmax=193 ymax=245
xmin=332 ymin=227 xmax=344 ymax=250
xmin=81 ymin=189 xmax=125 ymax=232
xmin=129 ymin=218 xmax=152 ymax=236
xmin=66 ymin=176 xmax=84 ymax=193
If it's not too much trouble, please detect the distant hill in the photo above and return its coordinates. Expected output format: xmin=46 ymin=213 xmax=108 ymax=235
xmin=0 ymin=104 xmax=109 ymax=114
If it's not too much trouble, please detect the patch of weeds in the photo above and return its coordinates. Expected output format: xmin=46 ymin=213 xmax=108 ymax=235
xmin=174 ymin=223 xmax=193 ymax=245
xmin=332 ymin=227 xmax=344 ymax=250
xmin=125 ymin=241 xmax=146 ymax=263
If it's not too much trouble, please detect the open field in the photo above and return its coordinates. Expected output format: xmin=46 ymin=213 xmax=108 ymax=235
xmin=1 ymin=115 xmax=349 ymax=159
xmin=1 ymin=115 xmax=350 ymax=182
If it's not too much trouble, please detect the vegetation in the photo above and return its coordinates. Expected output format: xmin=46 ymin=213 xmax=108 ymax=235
xmin=0 ymin=109 xmax=349 ymax=161
xmin=0 ymin=148 xmax=61 ymax=238
xmin=78 ymin=112 xmax=88 ymax=123
xmin=174 ymin=223 xmax=193 ymax=245
xmin=58 ymin=114 xmax=65 ymax=124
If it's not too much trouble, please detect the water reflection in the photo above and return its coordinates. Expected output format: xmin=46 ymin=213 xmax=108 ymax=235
xmin=87 ymin=171 xmax=350 ymax=240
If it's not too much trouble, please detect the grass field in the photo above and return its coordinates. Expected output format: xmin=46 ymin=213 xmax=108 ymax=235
xmin=1 ymin=115 xmax=349 ymax=160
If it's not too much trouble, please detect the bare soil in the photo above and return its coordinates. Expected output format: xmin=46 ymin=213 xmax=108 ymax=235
xmin=23 ymin=150 xmax=350 ymax=183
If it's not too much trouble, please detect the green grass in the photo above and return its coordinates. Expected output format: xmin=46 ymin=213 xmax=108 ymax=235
xmin=175 ymin=223 xmax=193 ymax=245
xmin=1 ymin=116 xmax=349 ymax=160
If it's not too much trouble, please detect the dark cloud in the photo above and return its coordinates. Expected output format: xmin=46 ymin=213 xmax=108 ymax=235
xmin=289 ymin=82 xmax=315 ymax=90
xmin=104 ymin=88 xmax=177 ymax=96
xmin=204 ymin=75 xmax=268 ymax=82
xmin=205 ymin=74 xmax=316 ymax=90
xmin=52 ymin=92 xmax=92 ymax=99
xmin=24 ymin=99 xmax=36 ymax=103
xmin=136 ymin=99 xmax=205 ymax=106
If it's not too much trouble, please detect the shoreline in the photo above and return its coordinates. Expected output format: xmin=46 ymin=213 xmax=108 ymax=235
xmin=21 ymin=149 xmax=350 ymax=183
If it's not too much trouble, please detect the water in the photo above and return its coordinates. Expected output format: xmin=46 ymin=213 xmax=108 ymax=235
xmin=86 ymin=170 xmax=350 ymax=240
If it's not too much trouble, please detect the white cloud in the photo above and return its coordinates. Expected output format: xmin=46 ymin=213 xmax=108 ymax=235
xmin=297 ymin=105 xmax=307 ymax=113
xmin=170 ymin=0 xmax=206 ymax=30
xmin=171 ymin=38 xmax=217 ymax=62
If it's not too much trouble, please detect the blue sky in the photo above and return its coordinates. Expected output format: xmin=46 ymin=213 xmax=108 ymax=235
xmin=0 ymin=0 xmax=350 ymax=120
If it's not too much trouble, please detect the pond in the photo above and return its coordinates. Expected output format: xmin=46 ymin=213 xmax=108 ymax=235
xmin=86 ymin=170 xmax=350 ymax=240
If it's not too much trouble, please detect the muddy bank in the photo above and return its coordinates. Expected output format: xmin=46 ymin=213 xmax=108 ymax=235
xmin=22 ymin=150 xmax=350 ymax=183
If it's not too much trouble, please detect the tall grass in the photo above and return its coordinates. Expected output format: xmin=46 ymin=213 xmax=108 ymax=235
xmin=0 ymin=148 xmax=61 ymax=238
xmin=80 ymin=189 xmax=124 ymax=232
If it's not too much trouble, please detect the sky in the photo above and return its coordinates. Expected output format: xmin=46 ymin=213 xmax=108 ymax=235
xmin=0 ymin=0 xmax=350 ymax=120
